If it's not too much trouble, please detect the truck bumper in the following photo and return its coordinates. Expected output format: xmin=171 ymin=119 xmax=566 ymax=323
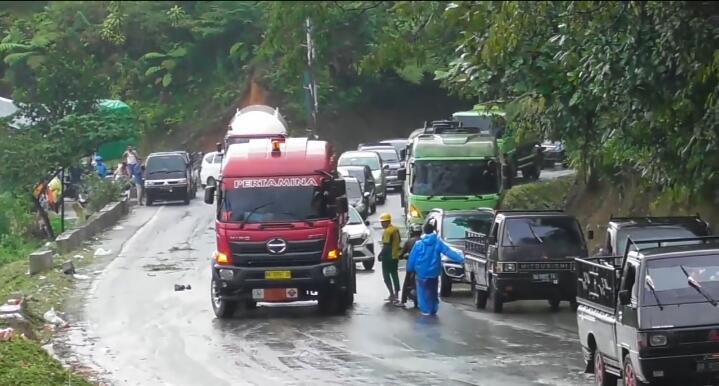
xmin=494 ymin=273 xmax=576 ymax=301
xmin=211 ymin=262 xmax=348 ymax=301
xmin=638 ymin=354 xmax=719 ymax=384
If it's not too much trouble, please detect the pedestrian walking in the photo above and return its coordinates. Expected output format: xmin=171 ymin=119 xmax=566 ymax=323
xmin=132 ymin=165 xmax=145 ymax=205
xmin=123 ymin=145 xmax=140 ymax=176
xmin=400 ymin=223 xmax=423 ymax=307
xmin=407 ymin=219 xmax=464 ymax=316
xmin=378 ymin=213 xmax=402 ymax=305
xmin=95 ymin=156 xmax=108 ymax=178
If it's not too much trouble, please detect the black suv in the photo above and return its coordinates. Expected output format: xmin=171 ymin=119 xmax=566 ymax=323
xmin=144 ymin=151 xmax=198 ymax=205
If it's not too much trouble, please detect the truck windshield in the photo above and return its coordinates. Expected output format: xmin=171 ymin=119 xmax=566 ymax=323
xmin=146 ymin=156 xmax=185 ymax=174
xmin=443 ymin=214 xmax=494 ymax=241
xmin=454 ymin=115 xmax=505 ymax=136
xmin=338 ymin=155 xmax=380 ymax=171
xmin=221 ymin=186 xmax=328 ymax=223
xmin=644 ymin=255 xmax=719 ymax=306
xmin=411 ymin=160 xmax=499 ymax=196
xmin=503 ymin=217 xmax=584 ymax=255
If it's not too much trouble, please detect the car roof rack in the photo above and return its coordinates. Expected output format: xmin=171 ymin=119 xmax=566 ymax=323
xmin=609 ymin=214 xmax=702 ymax=222
xmin=623 ymin=235 xmax=719 ymax=257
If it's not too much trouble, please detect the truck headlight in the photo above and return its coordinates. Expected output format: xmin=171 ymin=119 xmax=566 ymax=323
xmin=496 ymin=263 xmax=517 ymax=273
xmin=322 ymin=265 xmax=338 ymax=277
xmin=649 ymin=334 xmax=668 ymax=347
xmin=409 ymin=204 xmax=421 ymax=219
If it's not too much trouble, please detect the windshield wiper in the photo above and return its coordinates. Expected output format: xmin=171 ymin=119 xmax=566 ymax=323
xmin=527 ymin=224 xmax=544 ymax=244
xmin=148 ymin=169 xmax=184 ymax=175
xmin=679 ymin=265 xmax=718 ymax=307
xmin=239 ymin=202 xmax=273 ymax=228
xmin=645 ymin=275 xmax=664 ymax=310
xmin=440 ymin=196 xmax=469 ymax=200
xmin=278 ymin=211 xmax=314 ymax=227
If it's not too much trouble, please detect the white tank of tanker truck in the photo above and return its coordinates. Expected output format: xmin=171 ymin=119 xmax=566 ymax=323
xmin=224 ymin=105 xmax=288 ymax=147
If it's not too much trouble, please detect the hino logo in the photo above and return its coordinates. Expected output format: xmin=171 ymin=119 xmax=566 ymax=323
xmin=266 ymin=238 xmax=287 ymax=254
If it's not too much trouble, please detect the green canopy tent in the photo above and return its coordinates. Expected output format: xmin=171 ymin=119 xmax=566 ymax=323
xmin=96 ymin=100 xmax=138 ymax=161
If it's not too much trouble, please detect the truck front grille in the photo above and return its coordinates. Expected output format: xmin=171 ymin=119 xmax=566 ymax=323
xmin=229 ymin=239 xmax=325 ymax=267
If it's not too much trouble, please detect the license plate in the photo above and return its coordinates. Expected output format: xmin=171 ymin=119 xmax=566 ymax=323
xmin=265 ymin=270 xmax=291 ymax=280
xmin=532 ymin=273 xmax=558 ymax=282
xmin=251 ymin=288 xmax=298 ymax=301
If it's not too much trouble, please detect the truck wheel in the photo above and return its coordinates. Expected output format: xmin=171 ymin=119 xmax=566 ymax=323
xmin=623 ymin=356 xmax=645 ymax=386
xmin=362 ymin=260 xmax=375 ymax=271
xmin=488 ymin=279 xmax=503 ymax=313
xmin=549 ymin=298 xmax=561 ymax=312
xmin=183 ymin=192 xmax=191 ymax=205
xmin=210 ymin=279 xmax=237 ymax=319
xmin=318 ymin=291 xmax=348 ymax=315
xmin=440 ymin=273 xmax=453 ymax=297
xmin=472 ymin=280 xmax=487 ymax=310
xmin=594 ymin=352 xmax=618 ymax=386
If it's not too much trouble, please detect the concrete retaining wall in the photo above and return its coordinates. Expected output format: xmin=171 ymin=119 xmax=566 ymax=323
xmin=55 ymin=197 xmax=129 ymax=255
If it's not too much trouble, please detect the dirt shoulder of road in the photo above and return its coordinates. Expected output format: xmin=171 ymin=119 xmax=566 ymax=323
xmin=0 ymin=244 xmax=103 ymax=385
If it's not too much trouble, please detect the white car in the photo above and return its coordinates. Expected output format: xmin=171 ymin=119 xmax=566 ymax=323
xmin=343 ymin=206 xmax=375 ymax=270
xmin=200 ymin=151 xmax=222 ymax=187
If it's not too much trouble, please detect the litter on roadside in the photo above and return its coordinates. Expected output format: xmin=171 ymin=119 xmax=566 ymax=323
xmin=94 ymin=248 xmax=112 ymax=256
xmin=73 ymin=254 xmax=85 ymax=260
xmin=73 ymin=274 xmax=91 ymax=280
xmin=0 ymin=328 xmax=16 ymax=341
xmin=43 ymin=308 xmax=68 ymax=328
xmin=174 ymin=284 xmax=192 ymax=291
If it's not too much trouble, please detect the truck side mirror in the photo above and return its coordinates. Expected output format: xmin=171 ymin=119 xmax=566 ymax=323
xmin=204 ymin=186 xmax=215 ymax=205
xmin=336 ymin=196 xmax=348 ymax=215
xmin=329 ymin=179 xmax=346 ymax=199
xmin=383 ymin=164 xmax=390 ymax=170
xmin=397 ymin=168 xmax=406 ymax=181
xmin=363 ymin=191 xmax=370 ymax=198
xmin=587 ymin=230 xmax=594 ymax=240
xmin=618 ymin=289 xmax=631 ymax=305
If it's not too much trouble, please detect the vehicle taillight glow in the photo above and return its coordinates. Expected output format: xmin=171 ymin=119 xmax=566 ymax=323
xmin=271 ymin=140 xmax=281 ymax=153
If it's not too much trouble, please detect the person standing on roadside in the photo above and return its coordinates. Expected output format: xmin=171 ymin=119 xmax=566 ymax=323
xmin=123 ymin=145 xmax=140 ymax=176
xmin=95 ymin=156 xmax=108 ymax=178
xmin=400 ymin=223 xmax=423 ymax=307
xmin=378 ymin=213 xmax=402 ymax=305
xmin=407 ymin=219 xmax=464 ymax=316
xmin=132 ymin=164 xmax=145 ymax=205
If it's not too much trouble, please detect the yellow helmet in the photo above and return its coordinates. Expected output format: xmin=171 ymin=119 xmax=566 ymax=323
xmin=379 ymin=213 xmax=392 ymax=222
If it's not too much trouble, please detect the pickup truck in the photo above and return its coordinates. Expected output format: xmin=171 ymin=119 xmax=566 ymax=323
xmin=576 ymin=236 xmax=719 ymax=386
xmin=463 ymin=210 xmax=588 ymax=313
xmin=597 ymin=215 xmax=711 ymax=258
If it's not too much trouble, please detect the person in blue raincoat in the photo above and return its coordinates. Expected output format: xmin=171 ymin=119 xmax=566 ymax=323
xmin=95 ymin=156 xmax=108 ymax=178
xmin=407 ymin=219 xmax=464 ymax=316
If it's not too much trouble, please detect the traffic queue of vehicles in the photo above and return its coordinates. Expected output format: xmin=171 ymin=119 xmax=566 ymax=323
xmin=198 ymin=104 xmax=719 ymax=385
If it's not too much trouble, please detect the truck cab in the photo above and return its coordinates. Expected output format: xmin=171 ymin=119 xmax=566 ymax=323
xmin=464 ymin=210 xmax=587 ymax=313
xmin=403 ymin=122 xmax=508 ymax=226
xmin=204 ymin=137 xmax=354 ymax=318
xmin=576 ymin=236 xmax=719 ymax=386
xmin=453 ymin=106 xmax=542 ymax=181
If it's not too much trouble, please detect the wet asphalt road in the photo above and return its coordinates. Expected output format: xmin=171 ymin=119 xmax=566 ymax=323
xmin=61 ymin=167 xmax=595 ymax=386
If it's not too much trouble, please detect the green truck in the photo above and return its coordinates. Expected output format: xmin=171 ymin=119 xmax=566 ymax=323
xmin=452 ymin=106 xmax=542 ymax=181
xmin=402 ymin=122 xmax=510 ymax=226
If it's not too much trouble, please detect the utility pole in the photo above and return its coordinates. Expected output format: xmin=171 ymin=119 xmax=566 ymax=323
xmin=303 ymin=17 xmax=319 ymax=134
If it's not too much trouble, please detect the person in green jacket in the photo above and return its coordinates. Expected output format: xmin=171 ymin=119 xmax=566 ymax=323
xmin=378 ymin=213 xmax=402 ymax=305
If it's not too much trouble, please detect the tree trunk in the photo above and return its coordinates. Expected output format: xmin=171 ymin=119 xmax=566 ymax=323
xmin=32 ymin=195 xmax=55 ymax=240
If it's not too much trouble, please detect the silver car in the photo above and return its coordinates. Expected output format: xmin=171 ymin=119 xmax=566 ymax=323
xmin=338 ymin=151 xmax=386 ymax=204
xmin=343 ymin=206 xmax=375 ymax=270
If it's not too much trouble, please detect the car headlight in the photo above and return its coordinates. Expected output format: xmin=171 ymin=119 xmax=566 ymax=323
xmin=496 ymin=262 xmax=517 ymax=273
xmin=362 ymin=230 xmax=371 ymax=239
xmin=178 ymin=178 xmax=188 ymax=184
xmin=649 ymin=334 xmax=668 ymax=347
